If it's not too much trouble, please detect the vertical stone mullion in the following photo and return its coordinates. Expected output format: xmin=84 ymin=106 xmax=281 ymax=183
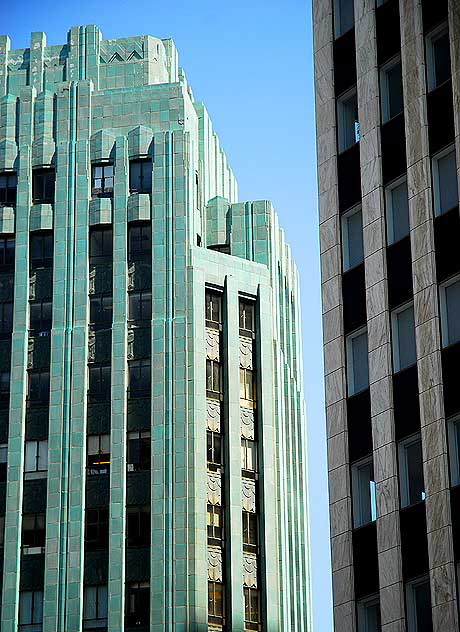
xmin=400 ymin=1 xmax=459 ymax=630
xmin=224 ymin=275 xmax=244 ymax=630
xmin=107 ymin=136 xmax=128 ymax=632
xmin=1 ymin=86 xmax=35 ymax=631
xmin=257 ymin=283 xmax=281 ymax=630
xmin=64 ymin=80 xmax=92 ymax=632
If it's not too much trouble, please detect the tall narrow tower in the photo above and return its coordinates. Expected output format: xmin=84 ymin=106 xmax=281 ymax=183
xmin=314 ymin=0 xmax=460 ymax=631
xmin=0 ymin=25 xmax=310 ymax=632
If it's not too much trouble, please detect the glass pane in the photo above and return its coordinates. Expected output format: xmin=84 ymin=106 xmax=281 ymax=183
xmin=396 ymin=305 xmax=416 ymax=370
xmin=351 ymin=332 xmax=369 ymax=394
xmin=130 ymin=162 xmax=141 ymax=191
xmin=336 ymin=0 xmax=354 ymax=36
xmin=445 ymin=279 xmax=460 ymax=345
xmin=129 ymin=293 xmax=141 ymax=320
xmin=433 ymin=31 xmax=451 ymax=88
xmin=438 ymin=150 xmax=458 ymax=214
xmin=90 ymin=231 xmax=103 ymax=258
xmin=98 ymin=585 xmax=108 ymax=618
xmin=413 ymin=580 xmax=433 ymax=632
xmin=38 ymin=441 xmax=48 ymax=471
xmin=389 ymin=180 xmax=410 ymax=243
xmin=345 ymin=210 xmax=364 ymax=269
xmin=25 ymin=442 xmax=37 ymax=472
xmin=32 ymin=592 xmax=43 ymax=624
xmin=406 ymin=440 xmax=425 ymax=505
xmin=19 ymin=591 xmax=33 ymax=624
xmin=339 ymin=93 xmax=359 ymax=151
xmin=83 ymin=586 xmax=97 ymax=620
xmin=142 ymin=164 xmax=152 ymax=192
xmin=387 ymin=62 xmax=403 ymax=120
xmin=93 ymin=166 xmax=102 ymax=179
xmin=356 ymin=461 xmax=374 ymax=525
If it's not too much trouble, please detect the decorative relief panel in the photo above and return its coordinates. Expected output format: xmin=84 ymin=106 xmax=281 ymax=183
xmin=208 ymin=546 xmax=223 ymax=582
xmin=239 ymin=335 xmax=253 ymax=369
xmin=240 ymin=407 xmax=255 ymax=440
xmin=206 ymin=398 xmax=221 ymax=432
xmin=243 ymin=552 xmax=258 ymax=588
xmin=206 ymin=327 xmax=220 ymax=361
xmin=242 ymin=478 xmax=256 ymax=513
xmin=207 ymin=472 xmax=222 ymax=506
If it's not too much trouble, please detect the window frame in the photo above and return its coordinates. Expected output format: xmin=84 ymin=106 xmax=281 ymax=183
xmin=351 ymin=456 xmax=377 ymax=529
xmin=0 ymin=172 xmax=17 ymax=207
xmin=207 ymin=430 xmax=222 ymax=471
xmin=439 ymin=273 xmax=460 ymax=348
xmin=128 ymin=223 xmax=152 ymax=262
xmin=21 ymin=512 xmax=46 ymax=555
xmin=426 ymin=23 xmax=451 ymax=92
xmin=88 ymin=363 xmax=111 ymax=402
xmin=398 ymin=433 xmax=426 ymax=509
xmin=391 ymin=301 xmax=417 ymax=373
xmin=30 ymin=232 xmax=53 ymax=270
xmin=337 ymin=87 xmax=360 ymax=153
xmin=127 ymin=430 xmax=151 ymax=472
xmin=19 ymin=590 xmax=44 ymax=629
xmin=334 ymin=0 xmax=354 ymax=38
xmin=380 ymin=56 xmax=403 ymax=123
xmin=357 ymin=593 xmax=381 ymax=632
xmin=341 ymin=204 xmax=364 ymax=271
xmin=129 ymin=158 xmax=152 ymax=194
xmin=0 ymin=300 xmax=13 ymax=335
xmin=241 ymin=438 xmax=258 ymax=477
xmin=346 ymin=326 xmax=369 ymax=396
xmin=244 ymin=586 xmax=260 ymax=626
xmin=207 ymin=504 xmax=223 ymax=542
xmin=242 ymin=510 xmax=258 ymax=552
xmin=32 ymin=167 xmax=55 ymax=205
xmin=447 ymin=414 xmax=460 ymax=487
xmin=91 ymin=162 xmax=114 ymax=198
xmin=126 ymin=504 xmax=150 ymax=547
xmin=127 ymin=358 xmax=151 ymax=399
xmin=24 ymin=439 xmax=48 ymax=480
xmin=89 ymin=294 xmax=113 ymax=329
xmin=239 ymin=300 xmax=255 ymax=336
xmin=125 ymin=581 xmax=150 ymax=627
xmin=83 ymin=584 xmax=108 ymax=631
xmin=432 ymin=144 xmax=458 ymax=217
xmin=406 ymin=575 xmax=433 ymax=632
xmin=128 ymin=290 xmax=152 ymax=323
xmin=29 ymin=299 xmax=52 ymax=335
xmin=86 ymin=433 xmax=110 ymax=476
xmin=208 ymin=580 xmax=224 ymax=620
xmin=206 ymin=292 xmax=222 ymax=329
xmin=0 ymin=235 xmax=15 ymax=268
xmin=85 ymin=506 xmax=109 ymax=550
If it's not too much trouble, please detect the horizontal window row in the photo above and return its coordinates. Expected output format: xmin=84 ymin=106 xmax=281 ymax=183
xmin=88 ymin=359 xmax=151 ymax=401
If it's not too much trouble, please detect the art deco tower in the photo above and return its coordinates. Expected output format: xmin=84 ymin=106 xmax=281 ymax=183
xmin=314 ymin=0 xmax=460 ymax=631
xmin=0 ymin=25 xmax=310 ymax=632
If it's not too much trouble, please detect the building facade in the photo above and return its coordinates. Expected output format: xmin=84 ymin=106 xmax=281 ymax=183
xmin=0 ymin=25 xmax=311 ymax=632
xmin=314 ymin=0 xmax=460 ymax=631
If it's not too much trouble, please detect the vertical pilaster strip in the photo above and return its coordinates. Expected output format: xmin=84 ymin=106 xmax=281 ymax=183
xmin=1 ymin=87 xmax=35 ymax=632
xmin=85 ymin=26 xmax=101 ymax=89
xmin=224 ymin=274 xmax=244 ymax=630
xmin=355 ymin=1 xmax=406 ymax=630
xmin=67 ymin=27 xmax=81 ymax=83
xmin=400 ymin=2 xmax=459 ymax=630
xmin=257 ymin=283 xmax=280 ymax=631
xmin=107 ymin=136 xmax=128 ymax=632
xmin=43 ymin=80 xmax=76 ymax=632
xmin=65 ymin=79 xmax=92 ymax=632
xmin=30 ymin=32 xmax=46 ymax=95
xmin=314 ymin=0 xmax=356 ymax=628
xmin=0 ymin=35 xmax=11 ymax=98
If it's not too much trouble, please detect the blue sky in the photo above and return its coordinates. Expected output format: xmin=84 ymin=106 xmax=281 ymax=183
xmin=3 ymin=0 xmax=332 ymax=628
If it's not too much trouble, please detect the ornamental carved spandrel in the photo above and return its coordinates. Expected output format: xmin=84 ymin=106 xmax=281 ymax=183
xmin=208 ymin=546 xmax=223 ymax=582
xmin=206 ymin=327 xmax=220 ymax=362
xmin=239 ymin=335 xmax=253 ymax=370
xmin=207 ymin=472 xmax=222 ymax=506
xmin=240 ymin=407 xmax=255 ymax=440
xmin=243 ymin=552 xmax=258 ymax=588
xmin=206 ymin=398 xmax=221 ymax=433
xmin=242 ymin=478 xmax=256 ymax=513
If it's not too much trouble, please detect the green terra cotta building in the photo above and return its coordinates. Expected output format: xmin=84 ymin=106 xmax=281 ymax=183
xmin=0 ymin=25 xmax=311 ymax=632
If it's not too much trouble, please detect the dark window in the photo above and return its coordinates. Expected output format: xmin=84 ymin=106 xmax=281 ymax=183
xmin=206 ymin=359 xmax=221 ymax=399
xmin=27 ymin=370 xmax=50 ymax=404
xmin=90 ymin=228 xmax=113 ymax=264
xmin=127 ymin=431 xmax=150 ymax=472
xmin=381 ymin=59 xmax=403 ymax=122
xmin=244 ymin=587 xmax=260 ymax=626
xmin=89 ymin=295 xmax=112 ymax=328
xmin=426 ymin=25 xmax=451 ymax=91
xmin=127 ymin=505 xmax=150 ymax=547
xmin=88 ymin=364 xmax=111 ymax=401
xmin=32 ymin=168 xmax=55 ymax=205
xmin=128 ymin=291 xmax=152 ymax=322
xmin=239 ymin=301 xmax=254 ymax=334
xmin=125 ymin=581 xmax=150 ymax=627
xmin=207 ymin=431 xmax=222 ymax=470
xmin=0 ymin=443 xmax=7 ymax=482
xmin=0 ymin=172 xmax=17 ymax=206
xmin=207 ymin=504 xmax=223 ymax=542
xmin=334 ymin=0 xmax=354 ymax=38
xmin=337 ymin=89 xmax=359 ymax=152
xmin=30 ymin=233 xmax=53 ymax=270
xmin=29 ymin=300 xmax=52 ymax=335
xmin=128 ymin=359 xmax=151 ymax=398
xmin=0 ymin=236 xmax=14 ymax=268
xmin=85 ymin=507 xmax=109 ymax=550
xmin=206 ymin=293 xmax=222 ymax=328
xmin=399 ymin=435 xmax=426 ymax=508
xmin=87 ymin=434 xmax=110 ymax=476
xmin=92 ymin=164 xmax=114 ymax=197
xmin=129 ymin=160 xmax=152 ymax=194
xmin=208 ymin=581 xmax=224 ymax=619
xmin=128 ymin=224 xmax=151 ymax=261
xmin=0 ymin=370 xmax=9 ymax=402
xmin=22 ymin=513 xmax=46 ymax=553
xmin=0 ymin=300 xmax=13 ymax=334
xmin=19 ymin=590 xmax=43 ymax=631
xmin=242 ymin=511 xmax=258 ymax=551
xmin=406 ymin=576 xmax=433 ymax=632
xmin=83 ymin=585 xmax=108 ymax=631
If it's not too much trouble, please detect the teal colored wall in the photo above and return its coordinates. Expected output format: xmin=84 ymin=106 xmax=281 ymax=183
xmin=0 ymin=25 xmax=311 ymax=632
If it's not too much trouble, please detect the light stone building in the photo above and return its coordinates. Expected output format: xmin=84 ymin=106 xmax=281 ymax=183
xmin=314 ymin=0 xmax=460 ymax=630
xmin=0 ymin=25 xmax=311 ymax=632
